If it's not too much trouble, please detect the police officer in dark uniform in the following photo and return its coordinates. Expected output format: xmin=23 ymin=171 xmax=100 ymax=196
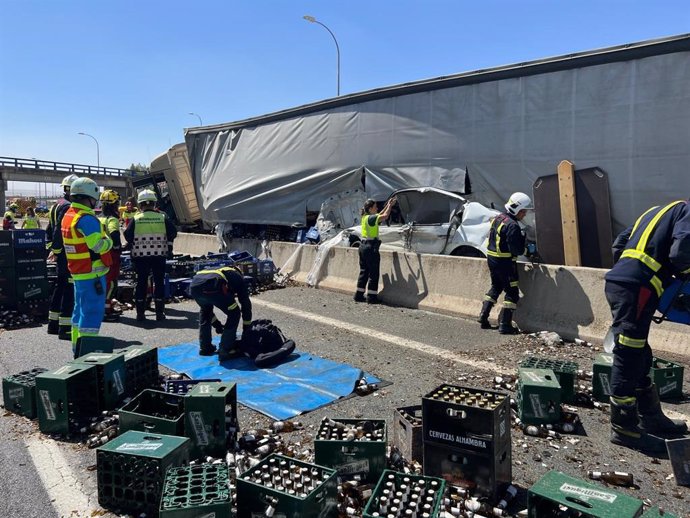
xmin=605 ymin=200 xmax=690 ymax=452
xmin=46 ymin=174 xmax=79 ymax=337
xmin=190 ymin=265 xmax=252 ymax=362
xmin=354 ymin=196 xmax=396 ymax=304
xmin=477 ymin=192 xmax=532 ymax=334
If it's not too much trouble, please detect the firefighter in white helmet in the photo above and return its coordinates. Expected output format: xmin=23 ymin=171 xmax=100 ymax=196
xmin=477 ymin=192 xmax=532 ymax=334
xmin=46 ymin=173 xmax=79 ymax=337
xmin=124 ymin=189 xmax=177 ymax=322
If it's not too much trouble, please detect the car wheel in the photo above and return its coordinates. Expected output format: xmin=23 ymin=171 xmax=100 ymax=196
xmin=450 ymin=246 xmax=485 ymax=258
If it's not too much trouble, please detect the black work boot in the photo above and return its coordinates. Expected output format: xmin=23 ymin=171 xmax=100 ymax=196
xmin=47 ymin=320 xmax=59 ymax=335
xmin=154 ymin=299 xmax=166 ymax=321
xmin=353 ymin=292 xmax=366 ymax=303
xmin=610 ymin=396 xmax=667 ymax=453
xmin=498 ymin=308 xmax=519 ymax=335
xmin=636 ymin=383 xmax=688 ymax=435
xmin=218 ymin=340 xmax=242 ymax=363
xmin=58 ymin=325 xmax=71 ymax=340
xmin=367 ymin=294 xmax=380 ymax=304
xmin=477 ymin=301 xmax=494 ymax=329
xmin=199 ymin=345 xmax=217 ymax=356
xmin=135 ymin=300 xmax=146 ymax=322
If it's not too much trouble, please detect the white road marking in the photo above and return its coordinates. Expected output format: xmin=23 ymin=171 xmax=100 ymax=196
xmin=254 ymin=298 xmax=690 ymax=423
xmin=25 ymin=435 xmax=98 ymax=517
xmin=252 ymin=298 xmax=514 ymax=375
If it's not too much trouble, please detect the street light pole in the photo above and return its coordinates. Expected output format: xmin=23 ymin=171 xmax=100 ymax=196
xmin=188 ymin=112 xmax=203 ymax=126
xmin=77 ymin=132 xmax=100 ymax=170
xmin=303 ymin=15 xmax=341 ymax=96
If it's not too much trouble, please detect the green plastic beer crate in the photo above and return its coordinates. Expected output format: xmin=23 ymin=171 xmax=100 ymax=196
xmin=119 ymin=389 xmax=185 ymax=436
xmin=237 ymin=453 xmax=338 ymax=518
xmin=519 ymin=356 xmax=579 ymax=403
xmin=528 ymin=470 xmax=643 ymax=517
xmin=517 ymin=368 xmax=562 ymax=425
xmin=71 ymin=352 xmax=126 ymax=410
xmin=35 ymin=363 xmax=100 ymax=434
xmin=119 ymin=344 xmax=159 ymax=397
xmin=75 ymin=336 xmax=114 ymax=358
xmin=314 ymin=417 xmax=387 ymax=483
xmin=650 ymin=356 xmax=684 ymax=400
xmin=1 ymin=367 xmax=48 ymax=418
xmin=160 ymin=463 xmax=232 ymax=518
xmin=363 ymin=469 xmax=445 ymax=518
xmin=593 ymin=353 xmax=614 ymax=402
xmin=184 ymin=381 xmax=238 ymax=459
xmin=97 ymin=430 xmax=191 ymax=517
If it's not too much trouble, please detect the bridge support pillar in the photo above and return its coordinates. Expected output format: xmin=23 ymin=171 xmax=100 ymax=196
xmin=0 ymin=177 xmax=5 ymax=212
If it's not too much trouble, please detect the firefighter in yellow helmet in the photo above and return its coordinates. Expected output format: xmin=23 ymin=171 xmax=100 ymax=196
xmin=99 ymin=190 xmax=122 ymax=321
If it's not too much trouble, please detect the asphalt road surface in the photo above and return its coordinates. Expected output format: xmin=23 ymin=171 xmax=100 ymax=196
xmin=1 ymin=285 xmax=689 ymax=517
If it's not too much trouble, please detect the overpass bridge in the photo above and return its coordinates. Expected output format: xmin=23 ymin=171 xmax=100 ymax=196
xmin=0 ymin=156 xmax=135 ymax=209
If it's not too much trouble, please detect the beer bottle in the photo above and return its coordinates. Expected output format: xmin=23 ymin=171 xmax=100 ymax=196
xmin=588 ymin=470 xmax=634 ymax=486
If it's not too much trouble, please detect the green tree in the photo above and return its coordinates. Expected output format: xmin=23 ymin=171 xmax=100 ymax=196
xmin=127 ymin=162 xmax=149 ymax=176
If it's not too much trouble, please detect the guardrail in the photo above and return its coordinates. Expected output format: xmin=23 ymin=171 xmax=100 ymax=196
xmin=0 ymin=156 xmax=136 ymax=177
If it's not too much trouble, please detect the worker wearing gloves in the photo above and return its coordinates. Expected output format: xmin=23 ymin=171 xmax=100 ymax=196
xmin=60 ymin=178 xmax=113 ymax=356
xmin=124 ymin=189 xmax=177 ymax=322
xmin=21 ymin=207 xmax=40 ymax=229
xmin=477 ymin=192 xmax=532 ymax=334
xmin=46 ymin=174 xmax=79 ymax=337
xmin=99 ymin=190 xmax=123 ymax=321
xmin=190 ymin=265 xmax=252 ymax=361
xmin=605 ymin=200 xmax=690 ymax=452
xmin=3 ymin=204 xmax=18 ymax=230
xmin=354 ymin=196 xmax=397 ymax=304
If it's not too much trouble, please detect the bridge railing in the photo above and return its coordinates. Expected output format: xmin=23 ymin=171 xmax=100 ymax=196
xmin=0 ymin=156 xmax=136 ymax=177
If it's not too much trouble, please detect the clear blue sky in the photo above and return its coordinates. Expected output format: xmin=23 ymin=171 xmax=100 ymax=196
xmin=1 ymin=0 xmax=688 ymax=172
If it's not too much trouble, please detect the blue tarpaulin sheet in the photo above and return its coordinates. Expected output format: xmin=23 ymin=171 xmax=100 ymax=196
xmin=157 ymin=338 xmax=382 ymax=420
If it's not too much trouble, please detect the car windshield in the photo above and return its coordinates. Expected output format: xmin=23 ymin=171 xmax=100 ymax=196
xmin=394 ymin=190 xmax=464 ymax=225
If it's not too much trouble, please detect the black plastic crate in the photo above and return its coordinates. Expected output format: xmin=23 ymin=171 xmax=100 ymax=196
xmin=119 ymin=345 xmax=159 ymax=397
xmin=422 ymin=384 xmax=511 ymax=453
xmin=164 ymin=377 xmax=221 ymax=395
xmin=423 ymin=440 xmax=511 ymax=504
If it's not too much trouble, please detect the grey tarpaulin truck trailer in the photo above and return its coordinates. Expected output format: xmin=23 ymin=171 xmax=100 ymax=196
xmin=185 ymin=34 xmax=690 ymax=234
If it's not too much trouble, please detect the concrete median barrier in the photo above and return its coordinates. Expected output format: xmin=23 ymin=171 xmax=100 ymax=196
xmin=175 ymin=233 xmax=690 ymax=356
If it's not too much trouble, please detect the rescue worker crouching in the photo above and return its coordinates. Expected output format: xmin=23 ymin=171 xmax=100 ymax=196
xmin=99 ymin=190 xmax=123 ymax=321
xmin=354 ymin=196 xmax=396 ymax=304
xmin=478 ymin=192 xmax=532 ymax=334
xmin=124 ymin=189 xmax=177 ymax=322
xmin=604 ymin=199 xmax=690 ymax=453
xmin=46 ymin=174 xmax=79 ymax=337
xmin=190 ymin=265 xmax=252 ymax=362
xmin=60 ymin=178 xmax=113 ymax=357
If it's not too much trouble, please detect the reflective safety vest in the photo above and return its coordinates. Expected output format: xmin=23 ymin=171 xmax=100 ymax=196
xmin=3 ymin=211 xmax=15 ymax=230
xmin=361 ymin=214 xmax=381 ymax=239
xmin=486 ymin=213 xmax=517 ymax=260
xmin=196 ymin=266 xmax=242 ymax=282
xmin=61 ymin=205 xmax=113 ymax=280
xmin=131 ymin=210 xmax=167 ymax=257
xmin=617 ymin=200 xmax=686 ymax=297
xmin=23 ymin=216 xmax=39 ymax=229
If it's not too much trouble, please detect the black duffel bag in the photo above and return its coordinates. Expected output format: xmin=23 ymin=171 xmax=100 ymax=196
xmin=240 ymin=319 xmax=296 ymax=368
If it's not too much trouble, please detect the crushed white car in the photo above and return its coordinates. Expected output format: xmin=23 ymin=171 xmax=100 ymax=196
xmin=339 ymin=187 xmax=501 ymax=257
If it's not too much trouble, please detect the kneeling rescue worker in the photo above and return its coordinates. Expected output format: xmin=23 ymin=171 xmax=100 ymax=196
xmin=190 ymin=265 xmax=252 ymax=362
xmin=60 ymin=178 xmax=113 ymax=356
xmin=605 ymin=199 xmax=690 ymax=452
xmin=478 ymin=192 xmax=532 ymax=334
